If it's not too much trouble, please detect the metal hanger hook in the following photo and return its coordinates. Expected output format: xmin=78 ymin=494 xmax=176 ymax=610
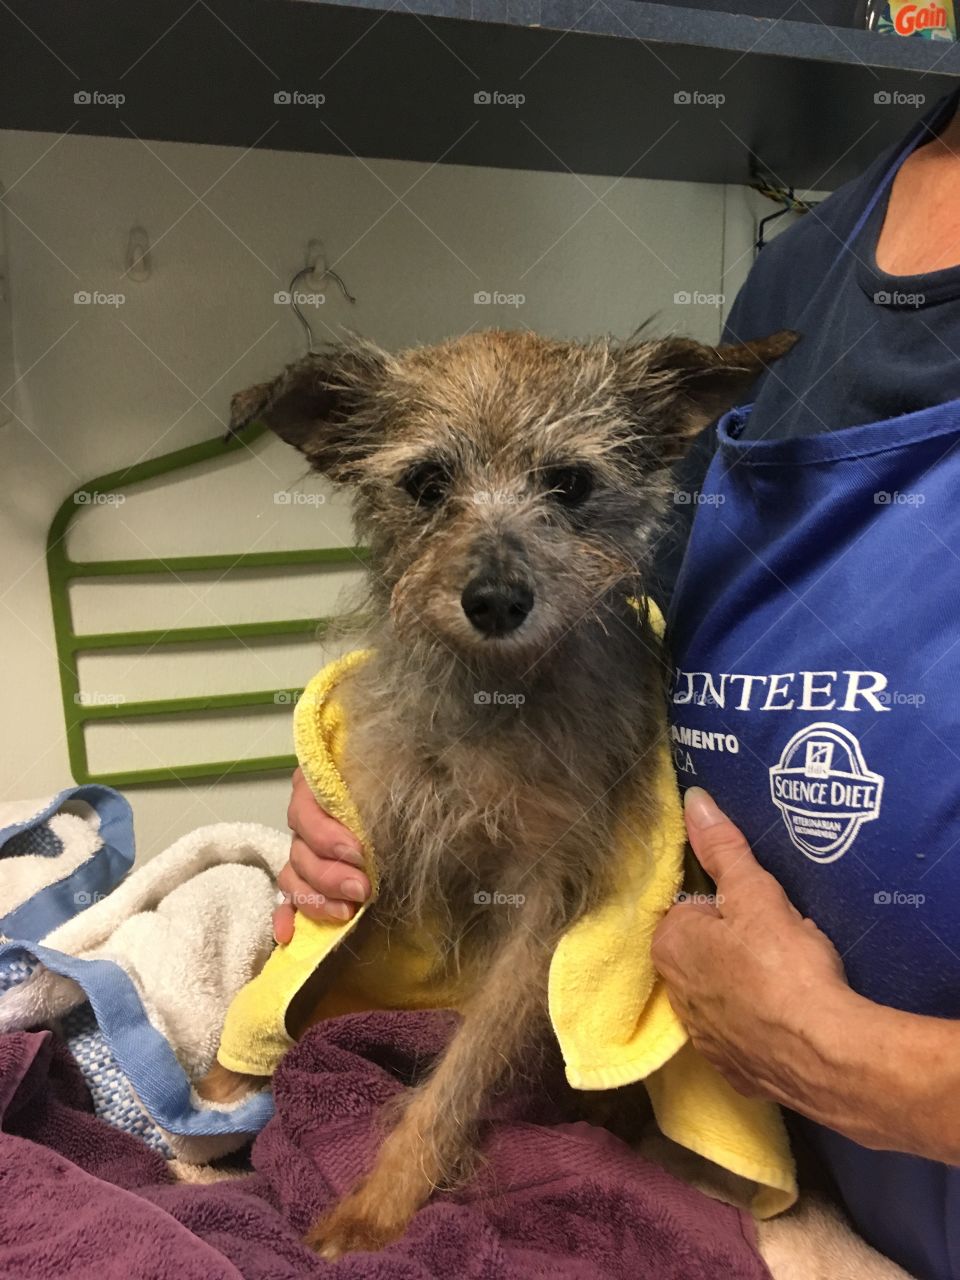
xmin=287 ymin=253 xmax=356 ymax=353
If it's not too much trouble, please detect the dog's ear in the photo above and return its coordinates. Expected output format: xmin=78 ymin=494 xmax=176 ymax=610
xmin=615 ymin=329 xmax=798 ymax=462
xmin=228 ymin=342 xmax=389 ymax=480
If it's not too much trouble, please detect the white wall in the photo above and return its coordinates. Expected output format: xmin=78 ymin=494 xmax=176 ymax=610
xmin=0 ymin=128 xmax=775 ymax=859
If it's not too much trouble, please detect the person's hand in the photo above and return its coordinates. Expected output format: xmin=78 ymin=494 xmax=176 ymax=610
xmin=273 ymin=767 xmax=370 ymax=943
xmin=652 ymin=786 xmax=850 ymax=1103
xmin=652 ymin=786 xmax=960 ymax=1161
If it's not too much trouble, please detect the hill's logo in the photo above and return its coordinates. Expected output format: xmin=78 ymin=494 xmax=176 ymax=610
xmin=769 ymin=723 xmax=883 ymax=863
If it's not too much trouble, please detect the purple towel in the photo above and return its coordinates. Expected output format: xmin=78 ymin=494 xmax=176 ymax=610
xmin=0 ymin=1012 xmax=772 ymax=1279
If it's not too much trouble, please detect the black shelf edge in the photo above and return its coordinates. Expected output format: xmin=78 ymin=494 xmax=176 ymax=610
xmin=1 ymin=0 xmax=957 ymax=186
xmin=305 ymin=0 xmax=960 ymax=75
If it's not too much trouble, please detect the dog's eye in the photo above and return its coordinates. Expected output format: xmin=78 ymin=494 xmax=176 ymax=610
xmin=401 ymin=461 xmax=449 ymax=508
xmin=543 ymin=466 xmax=593 ymax=508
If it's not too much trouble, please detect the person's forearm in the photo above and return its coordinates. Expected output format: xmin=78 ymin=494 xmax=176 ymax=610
xmin=775 ymin=984 xmax=960 ymax=1164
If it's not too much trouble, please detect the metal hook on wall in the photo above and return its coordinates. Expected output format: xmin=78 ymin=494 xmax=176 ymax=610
xmin=752 ymin=184 xmax=819 ymax=255
xmin=125 ymin=225 xmax=153 ymax=282
xmin=287 ymin=239 xmax=356 ymax=353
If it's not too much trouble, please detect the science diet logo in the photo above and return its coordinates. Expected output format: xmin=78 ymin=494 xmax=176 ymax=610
xmin=769 ymin=722 xmax=883 ymax=863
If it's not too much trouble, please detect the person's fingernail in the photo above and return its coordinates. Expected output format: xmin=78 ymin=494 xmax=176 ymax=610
xmin=684 ymin=786 xmax=725 ymax=829
xmin=327 ymin=901 xmax=352 ymax=921
xmin=333 ymin=842 xmax=362 ymax=863
xmin=340 ymin=877 xmax=366 ymax=902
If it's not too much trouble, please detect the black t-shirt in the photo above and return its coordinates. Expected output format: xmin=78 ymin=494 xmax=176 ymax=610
xmin=652 ymin=89 xmax=960 ymax=607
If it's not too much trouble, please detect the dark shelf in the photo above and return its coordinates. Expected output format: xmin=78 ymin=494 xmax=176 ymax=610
xmin=1 ymin=0 xmax=958 ymax=186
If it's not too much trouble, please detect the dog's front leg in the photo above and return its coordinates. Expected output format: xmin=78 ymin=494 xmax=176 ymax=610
xmin=305 ymin=919 xmax=552 ymax=1258
xmin=195 ymin=1059 xmax=269 ymax=1103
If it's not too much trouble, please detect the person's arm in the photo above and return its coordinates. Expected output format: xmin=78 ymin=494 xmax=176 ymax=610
xmin=652 ymin=787 xmax=960 ymax=1164
xmin=273 ymin=767 xmax=370 ymax=942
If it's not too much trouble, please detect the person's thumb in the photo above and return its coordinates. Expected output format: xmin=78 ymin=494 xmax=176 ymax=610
xmin=684 ymin=787 xmax=793 ymax=915
xmin=684 ymin=787 xmax=760 ymax=888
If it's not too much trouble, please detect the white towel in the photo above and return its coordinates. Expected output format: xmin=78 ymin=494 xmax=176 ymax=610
xmin=0 ymin=816 xmax=288 ymax=1161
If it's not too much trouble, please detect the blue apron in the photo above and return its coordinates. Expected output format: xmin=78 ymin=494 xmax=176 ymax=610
xmin=668 ymin=155 xmax=960 ymax=1279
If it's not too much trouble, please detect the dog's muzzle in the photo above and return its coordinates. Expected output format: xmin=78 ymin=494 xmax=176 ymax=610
xmin=461 ymin=578 xmax=534 ymax=636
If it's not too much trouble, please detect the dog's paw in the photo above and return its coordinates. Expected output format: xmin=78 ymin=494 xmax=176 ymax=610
xmin=195 ymin=1061 xmax=267 ymax=1104
xmin=303 ymin=1193 xmax=410 ymax=1258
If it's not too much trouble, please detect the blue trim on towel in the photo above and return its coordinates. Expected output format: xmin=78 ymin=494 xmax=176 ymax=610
xmin=0 ymin=786 xmax=135 ymax=941
xmin=0 ymin=939 xmax=274 ymax=1138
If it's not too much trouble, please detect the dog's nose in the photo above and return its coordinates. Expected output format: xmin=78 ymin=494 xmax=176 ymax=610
xmin=461 ymin=579 xmax=533 ymax=636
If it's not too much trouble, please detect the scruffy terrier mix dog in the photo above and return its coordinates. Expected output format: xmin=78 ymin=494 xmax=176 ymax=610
xmin=204 ymin=327 xmax=793 ymax=1257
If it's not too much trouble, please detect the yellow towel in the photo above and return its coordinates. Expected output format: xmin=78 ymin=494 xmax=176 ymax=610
xmin=218 ymin=609 xmax=796 ymax=1218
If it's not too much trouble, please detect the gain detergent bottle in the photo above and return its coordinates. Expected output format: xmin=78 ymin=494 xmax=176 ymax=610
xmin=863 ymin=0 xmax=956 ymax=38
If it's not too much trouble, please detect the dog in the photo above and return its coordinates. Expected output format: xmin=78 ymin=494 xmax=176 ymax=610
xmin=201 ymin=326 xmax=795 ymax=1257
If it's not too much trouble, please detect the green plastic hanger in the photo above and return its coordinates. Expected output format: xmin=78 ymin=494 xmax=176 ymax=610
xmin=46 ymin=421 xmax=364 ymax=788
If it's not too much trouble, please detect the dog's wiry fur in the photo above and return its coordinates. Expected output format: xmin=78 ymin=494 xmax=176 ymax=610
xmin=211 ymin=326 xmax=796 ymax=1256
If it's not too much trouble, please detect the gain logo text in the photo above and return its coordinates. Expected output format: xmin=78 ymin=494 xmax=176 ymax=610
xmin=769 ymin=723 xmax=883 ymax=863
